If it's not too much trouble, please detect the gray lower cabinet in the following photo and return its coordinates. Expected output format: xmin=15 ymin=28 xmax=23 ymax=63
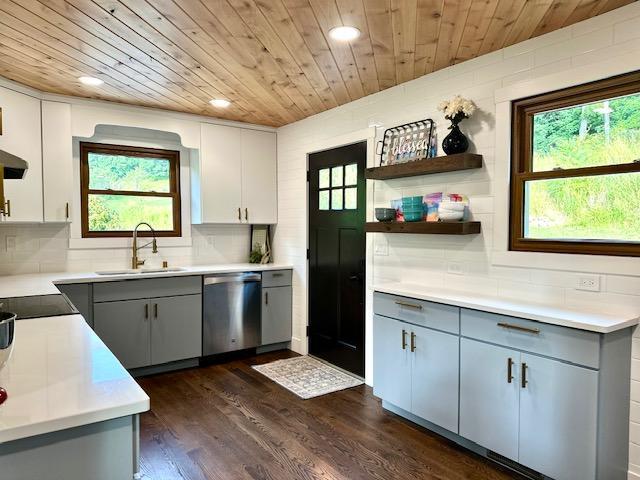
xmin=373 ymin=314 xmax=459 ymax=433
xmin=261 ymin=286 xmax=292 ymax=345
xmin=94 ymin=294 xmax=202 ymax=369
xmin=94 ymin=299 xmax=150 ymax=369
xmin=151 ymin=295 xmax=202 ymax=365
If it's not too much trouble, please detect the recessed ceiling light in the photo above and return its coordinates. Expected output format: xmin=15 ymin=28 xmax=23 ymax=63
xmin=78 ymin=76 xmax=104 ymax=86
xmin=210 ymin=98 xmax=231 ymax=108
xmin=329 ymin=26 xmax=360 ymax=42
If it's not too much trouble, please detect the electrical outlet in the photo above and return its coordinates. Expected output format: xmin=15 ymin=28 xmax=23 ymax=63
xmin=374 ymin=241 xmax=388 ymax=256
xmin=447 ymin=262 xmax=464 ymax=275
xmin=5 ymin=236 xmax=15 ymax=252
xmin=206 ymin=235 xmax=215 ymax=247
xmin=576 ymin=275 xmax=600 ymax=292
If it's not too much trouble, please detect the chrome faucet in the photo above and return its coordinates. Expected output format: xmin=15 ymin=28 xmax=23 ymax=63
xmin=131 ymin=222 xmax=158 ymax=269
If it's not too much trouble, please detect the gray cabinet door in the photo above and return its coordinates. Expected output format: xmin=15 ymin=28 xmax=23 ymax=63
xmin=410 ymin=324 xmax=459 ymax=433
xmin=261 ymin=286 xmax=292 ymax=345
xmin=372 ymin=315 xmax=411 ymax=412
xmin=519 ymin=353 xmax=598 ymax=480
xmin=459 ymin=338 xmax=520 ymax=461
xmin=93 ymin=299 xmax=151 ymax=369
xmin=151 ymin=295 xmax=202 ymax=365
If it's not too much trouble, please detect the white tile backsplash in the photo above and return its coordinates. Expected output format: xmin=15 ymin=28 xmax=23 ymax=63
xmin=273 ymin=4 xmax=640 ymax=470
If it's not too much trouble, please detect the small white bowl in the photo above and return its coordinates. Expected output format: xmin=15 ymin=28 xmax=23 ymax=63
xmin=438 ymin=211 xmax=464 ymax=221
xmin=439 ymin=201 xmax=466 ymax=211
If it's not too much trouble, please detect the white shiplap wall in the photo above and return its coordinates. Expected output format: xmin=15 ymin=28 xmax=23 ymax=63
xmin=273 ymin=4 xmax=640 ymax=477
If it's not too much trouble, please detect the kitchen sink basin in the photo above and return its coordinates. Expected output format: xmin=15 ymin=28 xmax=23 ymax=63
xmin=95 ymin=267 xmax=186 ymax=275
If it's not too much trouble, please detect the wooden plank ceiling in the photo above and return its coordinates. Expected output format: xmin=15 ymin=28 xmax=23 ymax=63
xmin=0 ymin=0 xmax=634 ymax=126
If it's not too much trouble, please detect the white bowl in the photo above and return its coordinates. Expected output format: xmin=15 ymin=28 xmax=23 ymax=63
xmin=439 ymin=201 xmax=466 ymax=211
xmin=438 ymin=211 xmax=464 ymax=221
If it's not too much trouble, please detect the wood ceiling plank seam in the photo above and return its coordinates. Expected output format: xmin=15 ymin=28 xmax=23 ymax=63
xmin=279 ymin=0 xmax=352 ymax=105
xmin=477 ymin=0 xmax=527 ymax=55
xmin=13 ymin=0 xmax=202 ymax=112
xmin=503 ymin=0 xmax=555 ymax=47
xmin=455 ymin=0 xmax=500 ymax=64
xmin=44 ymin=0 xmax=221 ymax=113
xmin=414 ymin=0 xmax=444 ymax=76
xmin=172 ymin=0 xmax=314 ymax=119
xmin=593 ymin=0 xmax=635 ymax=15
xmin=91 ymin=0 xmax=281 ymax=125
xmin=0 ymin=6 xmax=172 ymax=108
xmin=532 ymin=0 xmax=582 ymax=37
xmin=119 ymin=0 xmax=297 ymax=125
xmin=4 ymin=0 xmax=194 ymax=111
xmin=432 ymin=0 xmax=473 ymax=71
xmin=362 ymin=0 xmax=397 ymax=90
xmin=561 ymin=0 xmax=601 ymax=26
xmin=0 ymin=31 xmax=159 ymax=105
xmin=390 ymin=0 xmax=417 ymax=84
xmin=83 ymin=0 xmax=267 ymax=124
xmin=227 ymin=0 xmax=331 ymax=112
xmin=307 ymin=0 xmax=366 ymax=101
xmin=334 ymin=0 xmax=380 ymax=95
xmin=0 ymin=57 xmax=94 ymax=96
xmin=251 ymin=0 xmax=339 ymax=109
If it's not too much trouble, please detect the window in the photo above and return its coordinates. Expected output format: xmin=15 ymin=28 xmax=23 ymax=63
xmin=510 ymin=71 xmax=640 ymax=256
xmin=318 ymin=163 xmax=358 ymax=211
xmin=80 ymin=142 xmax=181 ymax=238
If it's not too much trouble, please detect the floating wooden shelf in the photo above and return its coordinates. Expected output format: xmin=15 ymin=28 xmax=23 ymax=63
xmin=366 ymin=221 xmax=481 ymax=235
xmin=365 ymin=153 xmax=482 ymax=180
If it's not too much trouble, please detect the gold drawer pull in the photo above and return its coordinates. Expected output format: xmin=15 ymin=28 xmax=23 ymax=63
xmin=497 ymin=322 xmax=540 ymax=335
xmin=521 ymin=362 xmax=528 ymax=388
xmin=401 ymin=329 xmax=407 ymax=350
xmin=410 ymin=332 xmax=416 ymax=352
xmin=507 ymin=357 xmax=514 ymax=384
xmin=395 ymin=301 xmax=422 ymax=310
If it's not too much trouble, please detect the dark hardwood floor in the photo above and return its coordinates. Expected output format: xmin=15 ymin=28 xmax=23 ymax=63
xmin=138 ymin=350 xmax=521 ymax=480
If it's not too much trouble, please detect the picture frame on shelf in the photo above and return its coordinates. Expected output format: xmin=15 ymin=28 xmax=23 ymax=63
xmin=376 ymin=119 xmax=436 ymax=167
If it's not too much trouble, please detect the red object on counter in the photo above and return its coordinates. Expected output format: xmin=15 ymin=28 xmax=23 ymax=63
xmin=0 ymin=387 xmax=7 ymax=405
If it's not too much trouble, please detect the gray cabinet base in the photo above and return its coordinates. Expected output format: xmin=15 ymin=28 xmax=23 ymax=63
xmin=0 ymin=415 xmax=138 ymax=480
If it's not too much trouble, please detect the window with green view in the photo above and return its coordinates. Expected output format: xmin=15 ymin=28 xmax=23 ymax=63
xmin=80 ymin=143 xmax=181 ymax=237
xmin=511 ymin=72 xmax=640 ymax=256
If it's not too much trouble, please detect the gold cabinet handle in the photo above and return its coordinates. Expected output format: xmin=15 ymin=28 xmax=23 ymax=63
xmin=401 ymin=329 xmax=407 ymax=350
xmin=507 ymin=357 xmax=514 ymax=384
xmin=245 ymin=207 xmax=248 ymax=221
xmin=265 ymin=291 xmax=269 ymax=305
xmin=521 ymin=362 xmax=528 ymax=388
xmin=410 ymin=332 xmax=416 ymax=352
xmin=154 ymin=303 xmax=158 ymax=318
xmin=272 ymin=273 xmax=284 ymax=277
xmin=497 ymin=322 xmax=540 ymax=335
xmin=395 ymin=301 xmax=422 ymax=310
xmin=65 ymin=202 xmax=69 ymax=219
xmin=238 ymin=207 xmax=242 ymax=221
xmin=144 ymin=303 xmax=149 ymax=319
xmin=4 ymin=199 xmax=10 ymax=217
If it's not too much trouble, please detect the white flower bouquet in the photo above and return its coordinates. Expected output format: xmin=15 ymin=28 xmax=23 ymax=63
xmin=437 ymin=95 xmax=476 ymax=125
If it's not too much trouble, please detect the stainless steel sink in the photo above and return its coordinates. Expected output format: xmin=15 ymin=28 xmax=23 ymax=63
xmin=95 ymin=267 xmax=186 ymax=276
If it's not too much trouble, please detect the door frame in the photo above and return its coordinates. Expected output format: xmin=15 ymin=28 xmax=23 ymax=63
xmin=304 ymin=127 xmax=376 ymax=384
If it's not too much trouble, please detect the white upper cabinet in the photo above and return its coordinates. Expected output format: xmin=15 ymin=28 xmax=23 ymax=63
xmin=42 ymin=101 xmax=72 ymax=223
xmin=193 ymin=123 xmax=276 ymax=224
xmin=241 ymin=129 xmax=277 ymax=224
xmin=0 ymin=86 xmax=43 ymax=222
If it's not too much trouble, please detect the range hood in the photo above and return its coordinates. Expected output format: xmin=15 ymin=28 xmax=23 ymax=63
xmin=0 ymin=149 xmax=28 ymax=179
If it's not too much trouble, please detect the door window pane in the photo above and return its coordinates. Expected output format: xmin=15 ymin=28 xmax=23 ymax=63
xmin=533 ymin=92 xmax=640 ymax=172
xmin=345 ymin=163 xmax=357 ymax=186
xmin=319 ymin=190 xmax=329 ymax=210
xmin=345 ymin=187 xmax=357 ymax=209
xmin=319 ymin=168 xmax=330 ymax=189
xmin=331 ymin=166 xmax=343 ymax=187
xmin=524 ymin=171 xmax=640 ymax=241
xmin=331 ymin=189 xmax=343 ymax=210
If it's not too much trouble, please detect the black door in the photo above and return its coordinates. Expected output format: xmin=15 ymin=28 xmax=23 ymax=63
xmin=308 ymin=141 xmax=366 ymax=377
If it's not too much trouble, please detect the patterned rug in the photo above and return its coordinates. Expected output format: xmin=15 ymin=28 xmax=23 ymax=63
xmin=252 ymin=356 xmax=363 ymax=399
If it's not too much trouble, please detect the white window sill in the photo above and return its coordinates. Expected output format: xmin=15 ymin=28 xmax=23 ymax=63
xmin=68 ymin=235 xmax=192 ymax=250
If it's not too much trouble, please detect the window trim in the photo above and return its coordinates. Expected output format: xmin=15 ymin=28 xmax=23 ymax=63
xmin=80 ymin=142 xmax=182 ymax=238
xmin=509 ymin=71 xmax=640 ymax=257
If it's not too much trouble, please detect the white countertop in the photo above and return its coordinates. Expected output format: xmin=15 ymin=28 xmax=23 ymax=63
xmin=375 ymin=283 xmax=639 ymax=334
xmin=0 ymin=314 xmax=150 ymax=443
xmin=0 ymin=263 xmax=293 ymax=297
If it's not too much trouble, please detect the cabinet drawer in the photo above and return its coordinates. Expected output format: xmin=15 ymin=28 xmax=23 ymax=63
xmin=373 ymin=292 xmax=459 ymax=334
xmin=93 ymin=276 xmax=202 ymax=302
xmin=262 ymin=270 xmax=292 ymax=288
xmin=461 ymin=309 xmax=600 ymax=369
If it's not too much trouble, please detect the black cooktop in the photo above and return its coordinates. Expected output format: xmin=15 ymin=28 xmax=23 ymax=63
xmin=0 ymin=294 xmax=78 ymax=320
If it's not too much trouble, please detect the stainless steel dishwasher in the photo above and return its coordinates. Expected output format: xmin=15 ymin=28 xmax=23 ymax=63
xmin=203 ymin=272 xmax=261 ymax=355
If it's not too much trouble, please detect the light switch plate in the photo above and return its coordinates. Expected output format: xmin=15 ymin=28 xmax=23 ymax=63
xmin=576 ymin=274 xmax=600 ymax=292
xmin=447 ymin=262 xmax=464 ymax=275
xmin=5 ymin=236 xmax=15 ymax=252
xmin=374 ymin=239 xmax=388 ymax=256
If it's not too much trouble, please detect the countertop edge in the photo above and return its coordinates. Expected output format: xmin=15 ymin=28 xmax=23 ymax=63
xmin=374 ymin=284 xmax=640 ymax=334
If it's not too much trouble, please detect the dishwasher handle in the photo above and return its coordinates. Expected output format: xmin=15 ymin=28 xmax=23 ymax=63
xmin=204 ymin=273 xmax=261 ymax=285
